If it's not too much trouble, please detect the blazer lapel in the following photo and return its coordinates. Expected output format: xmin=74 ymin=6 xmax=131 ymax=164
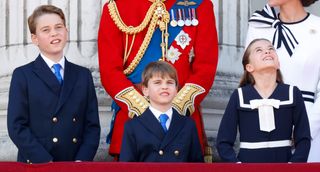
xmin=138 ymin=108 xmax=166 ymax=140
xmin=160 ymin=109 xmax=186 ymax=149
xmin=32 ymin=55 xmax=61 ymax=95
xmin=54 ymin=59 xmax=77 ymax=113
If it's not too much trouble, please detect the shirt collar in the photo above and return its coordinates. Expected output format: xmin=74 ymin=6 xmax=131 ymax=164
xmin=149 ymin=105 xmax=173 ymax=121
xmin=41 ymin=53 xmax=65 ymax=70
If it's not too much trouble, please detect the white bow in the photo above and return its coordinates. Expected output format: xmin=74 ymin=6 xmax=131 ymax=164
xmin=250 ymin=99 xmax=280 ymax=132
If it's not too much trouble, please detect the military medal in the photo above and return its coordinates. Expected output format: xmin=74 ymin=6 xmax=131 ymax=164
xmin=184 ymin=8 xmax=192 ymax=26
xmin=191 ymin=8 xmax=198 ymax=26
xmin=170 ymin=9 xmax=178 ymax=27
xmin=177 ymin=9 xmax=185 ymax=27
xmin=166 ymin=46 xmax=181 ymax=63
xmin=175 ymin=30 xmax=191 ymax=49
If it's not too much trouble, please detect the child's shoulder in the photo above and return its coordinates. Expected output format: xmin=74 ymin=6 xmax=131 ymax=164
xmin=173 ymin=109 xmax=196 ymax=125
xmin=13 ymin=60 xmax=36 ymax=73
xmin=238 ymin=83 xmax=292 ymax=92
xmin=65 ymin=61 xmax=93 ymax=79
xmin=67 ymin=61 xmax=91 ymax=72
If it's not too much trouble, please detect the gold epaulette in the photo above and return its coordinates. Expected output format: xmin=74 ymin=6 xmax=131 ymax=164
xmin=115 ymin=87 xmax=150 ymax=118
xmin=172 ymin=83 xmax=205 ymax=115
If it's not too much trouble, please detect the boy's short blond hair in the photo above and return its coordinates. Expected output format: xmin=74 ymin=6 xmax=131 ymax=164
xmin=28 ymin=5 xmax=66 ymax=34
xmin=142 ymin=61 xmax=179 ymax=87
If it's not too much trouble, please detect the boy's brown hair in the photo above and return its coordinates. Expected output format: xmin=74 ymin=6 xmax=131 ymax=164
xmin=28 ymin=5 xmax=66 ymax=34
xmin=142 ymin=61 xmax=179 ymax=87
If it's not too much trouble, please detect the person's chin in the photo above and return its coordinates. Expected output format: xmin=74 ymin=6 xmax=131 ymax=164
xmin=158 ymin=99 xmax=173 ymax=105
xmin=267 ymin=0 xmax=280 ymax=7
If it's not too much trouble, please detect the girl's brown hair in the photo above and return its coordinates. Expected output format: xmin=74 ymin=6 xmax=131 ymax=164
xmin=239 ymin=38 xmax=283 ymax=87
xmin=301 ymin=0 xmax=318 ymax=7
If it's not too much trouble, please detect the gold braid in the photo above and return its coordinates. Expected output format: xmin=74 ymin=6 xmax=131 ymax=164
xmin=107 ymin=0 xmax=170 ymax=75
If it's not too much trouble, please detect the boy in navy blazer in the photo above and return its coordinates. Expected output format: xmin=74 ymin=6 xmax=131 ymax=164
xmin=7 ymin=5 xmax=100 ymax=163
xmin=119 ymin=61 xmax=203 ymax=162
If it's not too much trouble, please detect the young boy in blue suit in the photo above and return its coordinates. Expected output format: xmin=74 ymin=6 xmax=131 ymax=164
xmin=119 ymin=61 xmax=203 ymax=162
xmin=7 ymin=5 xmax=100 ymax=163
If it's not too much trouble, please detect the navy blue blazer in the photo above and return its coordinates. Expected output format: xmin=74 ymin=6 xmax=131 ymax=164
xmin=119 ymin=108 xmax=203 ymax=162
xmin=7 ymin=55 xmax=101 ymax=163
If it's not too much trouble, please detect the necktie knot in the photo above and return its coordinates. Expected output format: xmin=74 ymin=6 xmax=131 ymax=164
xmin=159 ymin=114 xmax=169 ymax=133
xmin=53 ymin=64 xmax=63 ymax=84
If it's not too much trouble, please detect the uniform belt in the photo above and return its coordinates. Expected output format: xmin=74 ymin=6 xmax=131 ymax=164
xmin=240 ymin=140 xmax=292 ymax=149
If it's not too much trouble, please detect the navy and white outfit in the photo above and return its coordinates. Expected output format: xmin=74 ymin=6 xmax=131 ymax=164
xmin=246 ymin=4 xmax=320 ymax=162
xmin=216 ymin=84 xmax=310 ymax=163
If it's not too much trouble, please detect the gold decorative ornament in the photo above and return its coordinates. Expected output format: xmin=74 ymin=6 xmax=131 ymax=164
xmin=108 ymin=0 xmax=170 ymax=75
xmin=172 ymin=83 xmax=205 ymax=115
xmin=115 ymin=87 xmax=150 ymax=118
xmin=177 ymin=0 xmax=197 ymax=6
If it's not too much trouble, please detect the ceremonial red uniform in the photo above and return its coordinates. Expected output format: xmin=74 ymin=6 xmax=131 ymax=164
xmin=98 ymin=0 xmax=218 ymax=157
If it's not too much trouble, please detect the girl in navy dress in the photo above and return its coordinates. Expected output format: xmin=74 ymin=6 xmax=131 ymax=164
xmin=246 ymin=0 xmax=320 ymax=162
xmin=216 ymin=38 xmax=311 ymax=163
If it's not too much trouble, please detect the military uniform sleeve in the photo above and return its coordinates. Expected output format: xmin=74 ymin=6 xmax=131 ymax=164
xmin=173 ymin=0 xmax=219 ymax=115
xmin=97 ymin=4 xmax=139 ymax=114
xmin=186 ymin=0 xmax=218 ymax=105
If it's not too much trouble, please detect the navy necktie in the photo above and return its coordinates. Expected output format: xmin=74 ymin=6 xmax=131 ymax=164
xmin=53 ymin=64 xmax=63 ymax=85
xmin=159 ymin=114 xmax=169 ymax=133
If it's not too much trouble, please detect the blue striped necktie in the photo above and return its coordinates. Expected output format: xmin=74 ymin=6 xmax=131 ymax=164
xmin=159 ymin=114 xmax=169 ymax=133
xmin=53 ymin=64 xmax=63 ymax=85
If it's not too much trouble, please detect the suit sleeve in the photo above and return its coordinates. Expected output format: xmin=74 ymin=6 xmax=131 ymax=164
xmin=97 ymin=4 xmax=137 ymax=112
xmin=184 ymin=0 xmax=219 ymax=106
xmin=7 ymin=68 xmax=53 ymax=163
xmin=119 ymin=121 xmax=138 ymax=162
xmin=75 ymin=69 xmax=101 ymax=161
xmin=216 ymin=90 xmax=239 ymax=162
xmin=290 ymin=86 xmax=311 ymax=162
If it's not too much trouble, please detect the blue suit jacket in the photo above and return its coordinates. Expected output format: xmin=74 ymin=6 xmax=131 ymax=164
xmin=7 ymin=55 xmax=101 ymax=163
xmin=119 ymin=108 xmax=203 ymax=162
